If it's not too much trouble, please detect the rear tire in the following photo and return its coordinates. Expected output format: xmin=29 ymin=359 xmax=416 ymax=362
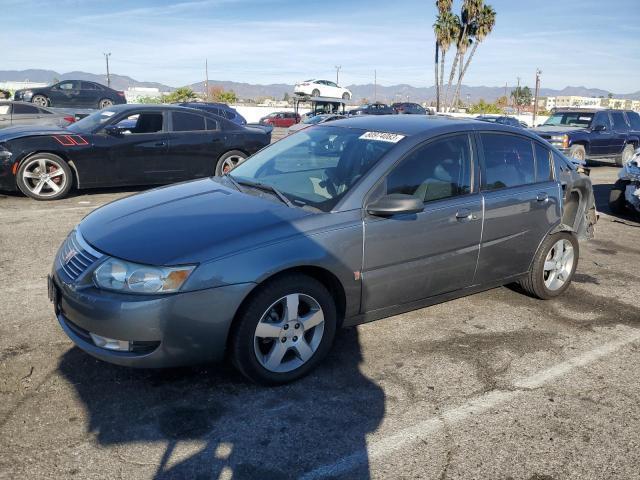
xmin=229 ymin=274 xmax=337 ymax=385
xmin=609 ymin=179 xmax=629 ymax=214
xmin=99 ymin=98 xmax=114 ymax=109
xmin=215 ymin=150 xmax=248 ymax=176
xmin=16 ymin=153 xmax=73 ymax=200
xmin=312 ymin=89 xmax=320 ymax=97
xmin=342 ymin=92 xmax=350 ymax=100
xmin=519 ymin=232 xmax=579 ymax=300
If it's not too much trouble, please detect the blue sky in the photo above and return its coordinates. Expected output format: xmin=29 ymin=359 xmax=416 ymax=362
xmin=2 ymin=0 xmax=640 ymax=92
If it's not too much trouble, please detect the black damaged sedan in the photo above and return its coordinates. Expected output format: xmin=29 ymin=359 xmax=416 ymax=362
xmin=0 ymin=104 xmax=271 ymax=200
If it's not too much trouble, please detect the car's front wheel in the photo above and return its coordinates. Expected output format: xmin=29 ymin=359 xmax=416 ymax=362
xmin=31 ymin=94 xmax=49 ymax=107
xmin=519 ymin=232 xmax=579 ymax=299
xmin=569 ymin=144 xmax=586 ymax=163
xmin=619 ymin=144 xmax=635 ymax=167
xmin=342 ymin=92 xmax=350 ymax=100
xmin=229 ymin=274 xmax=337 ymax=385
xmin=16 ymin=153 xmax=73 ymax=200
xmin=312 ymin=89 xmax=320 ymax=97
xmin=215 ymin=150 xmax=247 ymax=176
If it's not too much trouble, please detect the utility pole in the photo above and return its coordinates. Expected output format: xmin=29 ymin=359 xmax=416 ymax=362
xmin=205 ymin=58 xmax=209 ymax=101
xmin=516 ymin=76 xmax=521 ymax=114
xmin=103 ymin=52 xmax=111 ymax=87
xmin=533 ymin=68 xmax=542 ymax=127
xmin=335 ymin=65 xmax=341 ymax=84
xmin=374 ymin=70 xmax=377 ymax=102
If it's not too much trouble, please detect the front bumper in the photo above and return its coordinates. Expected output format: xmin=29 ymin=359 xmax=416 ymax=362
xmin=0 ymin=159 xmax=17 ymax=192
xmin=51 ymin=271 xmax=255 ymax=368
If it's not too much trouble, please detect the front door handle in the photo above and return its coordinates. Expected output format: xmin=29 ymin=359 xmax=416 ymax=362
xmin=155 ymin=141 xmax=166 ymax=147
xmin=455 ymin=208 xmax=473 ymax=220
xmin=536 ymin=192 xmax=549 ymax=202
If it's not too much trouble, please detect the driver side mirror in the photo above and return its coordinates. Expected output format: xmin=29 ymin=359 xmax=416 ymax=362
xmin=593 ymin=124 xmax=606 ymax=132
xmin=105 ymin=125 xmax=124 ymax=136
xmin=366 ymin=194 xmax=424 ymax=217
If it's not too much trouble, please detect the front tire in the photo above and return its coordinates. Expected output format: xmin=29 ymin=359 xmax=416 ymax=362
xmin=99 ymin=98 xmax=114 ymax=109
xmin=16 ymin=153 xmax=73 ymax=200
xmin=609 ymin=179 xmax=629 ymax=214
xmin=519 ymin=232 xmax=579 ymax=300
xmin=229 ymin=274 xmax=337 ymax=385
xmin=342 ymin=92 xmax=350 ymax=100
xmin=311 ymin=89 xmax=320 ymax=97
xmin=31 ymin=94 xmax=49 ymax=107
xmin=569 ymin=144 xmax=586 ymax=163
xmin=215 ymin=150 xmax=248 ymax=176
xmin=619 ymin=144 xmax=635 ymax=167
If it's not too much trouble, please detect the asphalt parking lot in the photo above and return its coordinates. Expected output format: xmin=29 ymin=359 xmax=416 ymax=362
xmin=1 ymin=165 xmax=639 ymax=480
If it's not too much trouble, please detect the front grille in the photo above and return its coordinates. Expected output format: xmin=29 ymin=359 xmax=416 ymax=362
xmin=56 ymin=230 xmax=103 ymax=281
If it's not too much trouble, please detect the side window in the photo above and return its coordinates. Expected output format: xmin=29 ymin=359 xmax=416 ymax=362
xmin=625 ymin=111 xmax=640 ymax=130
xmin=206 ymin=118 xmax=219 ymax=131
xmin=611 ymin=111 xmax=628 ymax=131
xmin=593 ymin=112 xmax=611 ymax=130
xmin=115 ymin=112 xmax=163 ymax=134
xmin=480 ymin=133 xmax=535 ymax=190
xmin=81 ymin=82 xmax=98 ymax=90
xmin=13 ymin=103 xmax=39 ymax=114
xmin=172 ymin=112 xmax=206 ymax=132
xmin=534 ymin=143 xmax=552 ymax=182
xmin=57 ymin=81 xmax=78 ymax=90
xmin=224 ymin=110 xmax=235 ymax=120
xmin=386 ymin=134 xmax=472 ymax=203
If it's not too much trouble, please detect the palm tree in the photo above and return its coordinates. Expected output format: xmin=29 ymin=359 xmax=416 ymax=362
xmin=434 ymin=10 xmax=458 ymax=112
xmin=434 ymin=0 xmax=453 ymax=112
xmin=451 ymin=4 xmax=496 ymax=109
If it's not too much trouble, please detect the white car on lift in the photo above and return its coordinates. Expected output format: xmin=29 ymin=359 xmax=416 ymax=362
xmin=294 ymin=79 xmax=352 ymax=100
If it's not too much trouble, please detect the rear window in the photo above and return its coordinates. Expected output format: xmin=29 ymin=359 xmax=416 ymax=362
xmin=534 ymin=143 xmax=552 ymax=181
xmin=481 ymin=133 xmax=535 ymax=190
xmin=172 ymin=111 xmax=206 ymax=131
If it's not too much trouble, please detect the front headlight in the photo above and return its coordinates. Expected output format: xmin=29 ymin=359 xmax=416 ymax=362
xmin=93 ymin=258 xmax=195 ymax=294
xmin=550 ymin=134 xmax=569 ymax=148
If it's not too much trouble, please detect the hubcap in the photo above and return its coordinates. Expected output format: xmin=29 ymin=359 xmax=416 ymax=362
xmin=253 ymin=293 xmax=325 ymax=373
xmin=100 ymin=100 xmax=113 ymax=108
xmin=33 ymin=96 xmax=47 ymax=107
xmin=220 ymin=155 xmax=245 ymax=174
xmin=21 ymin=158 xmax=66 ymax=197
xmin=543 ymin=239 xmax=574 ymax=291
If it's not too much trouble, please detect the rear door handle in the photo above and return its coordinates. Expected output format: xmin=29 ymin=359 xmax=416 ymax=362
xmin=455 ymin=208 xmax=473 ymax=220
xmin=536 ymin=192 xmax=549 ymax=202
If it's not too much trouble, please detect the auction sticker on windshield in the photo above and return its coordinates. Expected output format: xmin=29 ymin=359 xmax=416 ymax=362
xmin=359 ymin=131 xmax=405 ymax=143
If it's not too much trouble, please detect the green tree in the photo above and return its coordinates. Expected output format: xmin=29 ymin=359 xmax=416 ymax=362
xmin=283 ymin=92 xmax=290 ymax=102
xmin=468 ymin=99 xmax=501 ymax=114
xmin=511 ymin=86 xmax=532 ymax=111
xmin=136 ymin=96 xmax=163 ymax=104
xmin=162 ymin=87 xmax=197 ymax=103
xmin=433 ymin=2 xmax=459 ymax=112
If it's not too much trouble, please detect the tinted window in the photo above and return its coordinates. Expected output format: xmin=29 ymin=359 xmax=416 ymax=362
xmin=57 ymin=81 xmax=78 ymax=90
xmin=172 ymin=112 xmax=206 ymax=131
xmin=13 ymin=103 xmax=39 ymax=114
xmin=116 ymin=113 xmax=163 ymax=134
xmin=593 ymin=111 xmax=611 ymax=130
xmin=627 ymin=111 xmax=640 ymax=130
xmin=611 ymin=111 xmax=628 ymax=130
xmin=206 ymin=118 xmax=219 ymax=131
xmin=534 ymin=143 xmax=552 ymax=181
xmin=81 ymin=82 xmax=98 ymax=90
xmin=544 ymin=112 xmax=594 ymax=127
xmin=481 ymin=133 xmax=535 ymax=190
xmin=223 ymin=109 xmax=235 ymax=120
xmin=386 ymin=134 xmax=472 ymax=202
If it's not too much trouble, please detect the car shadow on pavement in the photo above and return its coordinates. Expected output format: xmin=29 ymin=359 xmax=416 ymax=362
xmin=592 ymin=182 xmax=640 ymax=225
xmin=58 ymin=327 xmax=384 ymax=479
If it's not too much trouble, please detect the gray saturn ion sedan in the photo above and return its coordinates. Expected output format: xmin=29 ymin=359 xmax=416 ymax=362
xmin=49 ymin=116 xmax=597 ymax=384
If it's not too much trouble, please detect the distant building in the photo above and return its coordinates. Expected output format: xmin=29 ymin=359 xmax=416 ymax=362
xmin=0 ymin=81 xmax=48 ymax=91
xmin=544 ymin=95 xmax=639 ymax=112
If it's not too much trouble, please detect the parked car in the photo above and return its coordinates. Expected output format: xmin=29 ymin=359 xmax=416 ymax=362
xmin=0 ymin=104 xmax=270 ymax=200
xmin=49 ymin=115 xmax=596 ymax=385
xmin=0 ymin=101 xmax=75 ymax=129
xmin=14 ymin=80 xmax=126 ymax=109
xmin=531 ymin=109 xmax=640 ymax=166
xmin=259 ymin=111 xmax=300 ymax=128
xmin=348 ymin=103 xmax=395 ymax=116
xmin=392 ymin=102 xmax=427 ymax=115
xmin=294 ymin=79 xmax=352 ymax=100
xmin=177 ymin=102 xmax=247 ymax=126
xmin=475 ymin=115 xmax=522 ymax=128
xmin=287 ymin=113 xmax=346 ymax=134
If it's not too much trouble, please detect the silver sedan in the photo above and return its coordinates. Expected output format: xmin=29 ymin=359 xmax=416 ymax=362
xmin=0 ymin=100 xmax=75 ymax=129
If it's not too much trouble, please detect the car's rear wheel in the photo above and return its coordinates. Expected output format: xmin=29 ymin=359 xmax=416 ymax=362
xmin=99 ymin=98 xmax=114 ymax=109
xmin=31 ymin=95 xmax=49 ymax=107
xmin=519 ymin=232 xmax=579 ymax=299
xmin=619 ymin=144 xmax=635 ymax=166
xmin=609 ymin=179 xmax=629 ymax=214
xmin=229 ymin=274 xmax=337 ymax=385
xmin=215 ymin=150 xmax=248 ymax=176
xmin=342 ymin=92 xmax=350 ymax=100
xmin=16 ymin=153 xmax=73 ymax=200
xmin=569 ymin=144 xmax=586 ymax=163
xmin=312 ymin=89 xmax=320 ymax=97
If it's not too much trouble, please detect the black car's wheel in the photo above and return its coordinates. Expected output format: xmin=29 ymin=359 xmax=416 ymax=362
xmin=215 ymin=150 xmax=247 ymax=176
xmin=342 ymin=92 xmax=350 ymax=100
xmin=609 ymin=179 xmax=629 ymax=214
xmin=99 ymin=98 xmax=114 ymax=109
xmin=569 ymin=144 xmax=586 ymax=163
xmin=229 ymin=274 xmax=337 ymax=385
xmin=618 ymin=144 xmax=635 ymax=167
xmin=519 ymin=232 xmax=579 ymax=300
xmin=16 ymin=153 xmax=73 ymax=201
xmin=31 ymin=95 xmax=49 ymax=107
xmin=312 ymin=89 xmax=320 ymax=97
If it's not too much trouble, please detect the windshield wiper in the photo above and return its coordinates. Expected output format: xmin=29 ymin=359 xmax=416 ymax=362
xmin=222 ymin=173 xmax=243 ymax=191
xmin=232 ymin=176 xmax=294 ymax=207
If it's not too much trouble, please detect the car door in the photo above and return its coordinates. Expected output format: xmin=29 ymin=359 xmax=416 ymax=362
xmin=102 ymin=109 xmax=169 ymax=186
xmin=0 ymin=102 xmax=12 ymax=128
xmin=166 ymin=110 xmax=225 ymax=180
xmin=50 ymin=81 xmax=81 ymax=107
xmin=78 ymin=82 xmax=100 ymax=108
xmin=362 ymin=133 xmax=483 ymax=312
xmin=589 ymin=111 xmax=614 ymax=156
xmin=610 ymin=111 xmax=630 ymax=155
xmin=474 ymin=132 xmax=561 ymax=285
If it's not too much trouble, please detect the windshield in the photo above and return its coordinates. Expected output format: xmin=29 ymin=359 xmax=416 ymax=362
xmin=229 ymin=125 xmax=400 ymax=212
xmin=544 ymin=112 xmax=594 ymax=128
xmin=67 ymin=110 xmax=117 ymax=132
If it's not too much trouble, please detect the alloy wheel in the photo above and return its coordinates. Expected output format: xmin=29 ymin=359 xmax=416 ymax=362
xmin=32 ymin=95 xmax=48 ymax=107
xmin=543 ymin=239 xmax=575 ymax=291
xmin=220 ymin=154 xmax=245 ymax=174
xmin=21 ymin=157 xmax=67 ymax=198
xmin=253 ymin=293 xmax=325 ymax=373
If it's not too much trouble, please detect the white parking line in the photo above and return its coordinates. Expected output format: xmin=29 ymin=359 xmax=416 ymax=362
xmin=301 ymin=330 xmax=640 ymax=480
xmin=0 ymin=205 xmax=99 ymax=218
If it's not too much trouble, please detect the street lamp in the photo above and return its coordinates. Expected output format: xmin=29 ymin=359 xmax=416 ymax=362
xmin=103 ymin=52 xmax=111 ymax=88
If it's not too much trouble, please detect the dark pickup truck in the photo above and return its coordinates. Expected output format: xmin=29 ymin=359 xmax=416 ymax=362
xmin=532 ymin=109 xmax=640 ymax=165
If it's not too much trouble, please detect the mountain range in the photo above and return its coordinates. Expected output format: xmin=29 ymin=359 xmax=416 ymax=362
xmin=2 ymin=69 xmax=639 ymax=103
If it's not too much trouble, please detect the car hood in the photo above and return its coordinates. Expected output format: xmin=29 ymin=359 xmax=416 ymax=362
xmin=79 ymin=178 xmax=313 ymax=265
xmin=531 ymin=125 xmax=586 ymax=136
xmin=0 ymin=124 xmax=67 ymax=142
